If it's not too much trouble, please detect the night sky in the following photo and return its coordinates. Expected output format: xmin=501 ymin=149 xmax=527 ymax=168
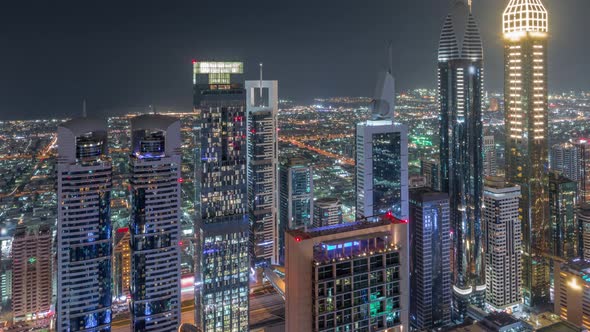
xmin=0 ymin=0 xmax=588 ymax=119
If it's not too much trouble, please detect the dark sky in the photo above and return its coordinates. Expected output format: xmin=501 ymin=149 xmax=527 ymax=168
xmin=0 ymin=0 xmax=588 ymax=119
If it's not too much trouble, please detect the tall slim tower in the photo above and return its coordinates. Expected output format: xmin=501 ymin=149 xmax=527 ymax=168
xmin=129 ymin=114 xmax=182 ymax=332
xmin=503 ymin=0 xmax=550 ymax=307
xmin=57 ymin=118 xmax=112 ymax=332
xmin=484 ymin=136 xmax=497 ymax=177
xmin=194 ymin=61 xmax=249 ymax=332
xmin=438 ymin=0 xmax=485 ymax=319
xmin=246 ymin=78 xmax=279 ymax=266
xmin=483 ymin=177 xmax=522 ymax=312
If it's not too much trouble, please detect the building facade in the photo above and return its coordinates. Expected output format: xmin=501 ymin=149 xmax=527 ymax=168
xmin=549 ymin=172 xmax=579 ymax=260
xmin=278 ymin=158 xmax=313 ymax=263
xmin=503 ymin=0 xmax=550 ymax=307
xmin=285 ymin=218 xmax=409 ymax=332
xmin=312 ymin=197 xmax=343 ymax=228
xmin=194 ymin=61 xmax=249 ymax=332
xmin=420 ymin=159 xmax=440 ymax=191
xmin=484 ymin=136 xmax=497 ymax=177
xmin=113 ymin=227 xmax=131 ymax=299
xmin=551 ymin=142 xmax=581 ymax=182
xmin=409 ymin=188 xmax=451 ymax=329
xmin=129 ymin=114 xmax=182 ymax=332
xmin=579 ymin=204 xmax=590 ymax=261
xmin=554 ymin=259 xmax=590 ymax=329
xmin=438 ymin=0 xmax=485 ymax=318
xmin=246 ymin=79 xmax=278 ymax=266
xmin=483 ymin=177 xmax=522 ymax=312
xmin=57 ymin=118 xmax=113 ymax=332
xmin=11 ymin=224 xmax=52 ymax=322
xmin=575 ymin=139 xmax=590 ymax=203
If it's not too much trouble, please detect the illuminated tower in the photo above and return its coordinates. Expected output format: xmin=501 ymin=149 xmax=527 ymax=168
xmin=194 ymin=61 xmax=249 ymax=332
xmin=503 ymin=0 xmax=550 ymax=307
xmin=438 ymin=0 xmax=485 ymax=319
xmin=57 ymin=118 xmax=112 ymax=332
xmin=246 ymin=76 xmax=279 ymax=266
xmin=129 ymin=114 xmax=182 ymax=332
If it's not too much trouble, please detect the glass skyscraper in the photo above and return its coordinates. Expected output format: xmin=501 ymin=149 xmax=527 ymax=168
xmin=194 ymin=61 xmax=249 ymax=332
xmin=548 ymin=172 xmax=579 ymax=260
xmin=129 ymin=114 xmax=182 ymax=332
xmin=437 ymin=0 xmax=485 ymax=319
xmin=57 ymin=118 xmax=112 ymax=332
xmin=503 ymin=0 xmax=550 ymax=307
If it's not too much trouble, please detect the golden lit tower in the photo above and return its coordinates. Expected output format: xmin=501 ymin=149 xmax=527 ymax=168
xmin=503 ymin=0 xmax=550 ymax=307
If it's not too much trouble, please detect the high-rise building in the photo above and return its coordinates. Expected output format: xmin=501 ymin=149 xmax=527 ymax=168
xmin=549 ymin=172 xmax=579 ymax=260
xmin=194 ymin=61 xmax=249 ymax=332
xmin=554 ymin=259 xmax=590 ymax=329
xmin=113 ymin=227 xmax=131 ymax=299
xmin=438 ymin=0 xmax=485 ymax=318
xmin=0 ymin=236 xmax=12 ymax=308
xmin=551 ymin=143 xmax=581 ymax=182
xmin=279 ymin=157 xmax=313 ymax=263
xmin=420 ymin=159 xmax=440 ymax=191
xmin=503 ymin=0 xmax=550 ymax=307
xmin=246 ymin=78 xmax=278 ymax=266
xmin=483 ymin=177 xmax=522 ymax=312
xmin=484 ymin=136 xmax=497 ymax=177
xmin=129 ymin=114 xmax=182 ymax=332
xmin=409 ymin=188 xmax=451 ymax=330
xmin=574 ymin=139 xmax=590 ymax=203
xmin=312 ymin=197 xmax=343 ymax=228
xmin=11 ymin=224 xmax=52 ymax=322
xmin=285 ymin=217 xmax=409 ymax=332
xmin=57 ymin=118 xmax=112 ymax=332
xmin=579 ymin=204 xmax=590 ymax=261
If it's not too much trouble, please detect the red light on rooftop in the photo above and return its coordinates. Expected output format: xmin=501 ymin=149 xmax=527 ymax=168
xmin=192 ymin=59 xmax=197 ymax=64
xmin=295 ymin=237 xmax=302 ymax=243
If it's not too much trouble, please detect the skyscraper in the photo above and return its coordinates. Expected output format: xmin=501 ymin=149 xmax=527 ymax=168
xmin=246 ymin=78 xmax=278 ymax=266
xmin=356 ymin=49 xmax=408 ymax=222
xmin=554 ymin=259 xmax=590 ymax=329
xmin=483 ymin=177 xmax=522 ymax=312
xmin=285 ymin=217 xmax=409 ymax=332
xmin=57 ymin=118 xmax=112 ymax=332
xmin=574 ymin=139 xmax=590 ymax=203
xmin=420 ymin=158 xmax=440 ymax=191
xmin=113 ymin=227 xmax=131 ymax=299
xmin=549 ymin=172 xmax=578 ymax=260
xmin=194 ymin=61 xmax=249 ymax=332
xmin=279 ymin=157 xmax=313 ymax=263
xmin=551 ymin=142 xmax=581 ymax=182
xmin=484 ymin=136 xmax=497 ymax=177
xmin=579 ymin=204 xmax=590 ymax=260
xmin=409 ymin=188 xmax=451 ymax=330
xmin=11 ymin=224 xmax=52 ymax=323
xmin=312 ymin=197 xmax=343 ymax=228
xmin=503 ymin=0 xmax=550 ymax=307
xmin=438 ymin=0 xmax=485 ymax=318
xmin=129 ymin=114 xmax=182 ymax=332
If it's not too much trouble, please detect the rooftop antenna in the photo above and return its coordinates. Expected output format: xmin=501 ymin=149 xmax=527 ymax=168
xmin=387 ymin=41 xmax=393 ymax=74
xmin=259 ymin=62 xmax=263 ymax=97
xmin=82 ymin=99 xmax=87 ymax=118
xmin=468 ymin=0 xmax=472 ymax=12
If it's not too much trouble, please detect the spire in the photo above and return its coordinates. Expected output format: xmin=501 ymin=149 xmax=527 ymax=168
xmin=371 ymin=42 xmax=396 ymax=121
xmin=82 ymin=99 xmax=87 ymax=118
xmin=387 ymin=41 xmax=393 ymax=75
xmin=259 ymin=62 xmax=263 ymax=97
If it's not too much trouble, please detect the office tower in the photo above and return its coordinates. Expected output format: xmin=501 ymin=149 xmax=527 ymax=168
xmin=551 ymin=143 xmax=581 ymax=182
xmin=278 ymin=158 xmax=314 ymax=263
xmin=246 ymin=78 xmax=278 ymax=266
xmin=549 ymin=172 xmax=579 ymax=260
xmin=484 ymin=136 xmax=497 ymax=177
xmin=129 ymin=114 xmax=182 ymax=332
xmin=438 ymin=0 xmax=485 ymax=318
xmin=113 ymin=227 xmax=131 ymax=299
xmin=554 ymin=259 xmax=590 ymax=329
xmin=503 ymin=0 xmax=550 ymax=306
xmin=579 ymin=204 xmax=590 ymax=260
xmin=421 ymin=158 xmax=440 ymax=191
xmin=285 ymin=218 xmax=409 ymax=332
xmin=409 ymin=188 xmax=451 ymax=329
xmin=356 ymin=47 xmax=408 ymax=222
xmin=193 ymin=61 xmax=249 ymax=332
xmin=312 ymin=197 xmax=343 ymax=228
xmin=11 ymin=224 xmax=52 ymax=322
xmin=56 ymin=118 xmax=112 ymax=332
xmin=0 ymin=236 xmax=12 ymax=308
xmin=483 ymin=177 xmax=522 ymax=312
xmin=575 ymin=139 xmax=590 ymax=203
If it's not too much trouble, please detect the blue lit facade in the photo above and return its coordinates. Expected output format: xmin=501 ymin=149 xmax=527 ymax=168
xmin=194 ymin=61 xmax=249 ymax=332
xmin=57 ymin=119 xmax=113 ymax=332
xmin=438 ymin=0 xmax=485 ymax=320
xmin=129 ymin=115 xmax=182 ymax=332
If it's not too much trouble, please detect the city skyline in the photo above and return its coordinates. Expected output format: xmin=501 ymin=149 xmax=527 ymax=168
xmin=0 ymin=0 xmax=590 ymax=119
